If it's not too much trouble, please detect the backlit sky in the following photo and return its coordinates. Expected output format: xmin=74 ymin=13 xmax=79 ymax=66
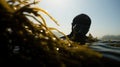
xmin=38 ymin=0 xmax=120 ymax=38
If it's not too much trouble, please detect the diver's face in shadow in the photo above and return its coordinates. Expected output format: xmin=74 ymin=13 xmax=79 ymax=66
xmin=72 ymin=23 xmax=90 ymax=35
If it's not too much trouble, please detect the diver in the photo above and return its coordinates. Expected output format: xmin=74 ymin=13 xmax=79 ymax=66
xmin=61 ymin=13 xmax=91 ymax=45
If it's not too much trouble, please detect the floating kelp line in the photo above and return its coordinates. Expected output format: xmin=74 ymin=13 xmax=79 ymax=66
xmin=0 ymin=0 xmax=102 ymax=66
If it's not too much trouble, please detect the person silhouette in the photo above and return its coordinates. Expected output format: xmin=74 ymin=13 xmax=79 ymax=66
xmin=66 ymin=13 xmax=91 ymax=45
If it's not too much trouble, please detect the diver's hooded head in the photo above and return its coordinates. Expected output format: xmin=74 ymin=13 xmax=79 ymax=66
xmin=72 ymin=13 xmax=91 ymax=35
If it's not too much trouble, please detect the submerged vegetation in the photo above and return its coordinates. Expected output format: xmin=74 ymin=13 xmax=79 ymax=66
xmin=0 ymin=0 xmax=107 ymax=66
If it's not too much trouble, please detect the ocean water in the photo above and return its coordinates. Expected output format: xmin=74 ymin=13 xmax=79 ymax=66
xmin=89 ymin=41 xmax=120 ymax=62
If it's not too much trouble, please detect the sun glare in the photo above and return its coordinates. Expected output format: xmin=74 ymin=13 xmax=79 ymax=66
xmin=41 ymin=0 xmax=69 ymax=7
xmin=50 ymin=0 xmax=64 ymax=5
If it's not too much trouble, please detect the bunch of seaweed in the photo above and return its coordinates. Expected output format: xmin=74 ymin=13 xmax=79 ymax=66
xmin=0 ymin=0 xmax=102 ymax=66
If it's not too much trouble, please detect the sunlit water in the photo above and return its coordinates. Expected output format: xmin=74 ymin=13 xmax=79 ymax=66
xmin=89 ymin=42 xmax=120 ymax=61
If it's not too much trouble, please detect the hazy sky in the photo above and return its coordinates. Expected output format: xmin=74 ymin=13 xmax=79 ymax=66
xmin=38 ymin=0 xmax=120 ymax=38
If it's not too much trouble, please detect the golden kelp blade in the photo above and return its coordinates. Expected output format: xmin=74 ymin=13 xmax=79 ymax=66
xmin=33 ymin=7 xmax=60 ymax=26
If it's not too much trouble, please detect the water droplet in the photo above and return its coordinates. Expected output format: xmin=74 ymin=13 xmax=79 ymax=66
xmin=25 ymin=26 xmax=28 ymax=29
xmin=13 ymin=7 xmax=17 ymax=10
xmin=44 ymin=37 xmax=49 ymax=40
xmin=68 ymin=44 xmax=71 ymax=46
xmin=40 ymin=30 xmax=43 ymax=33
xmin=56 ymin=48 xmax=59 ymax=51
xmin=52 ymin=37 xmax=56 ymax=40
xmin=28 ymin=30 xmax=32 ymax=33
xmin=6 ymin=28 xmax=12 ymax=34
